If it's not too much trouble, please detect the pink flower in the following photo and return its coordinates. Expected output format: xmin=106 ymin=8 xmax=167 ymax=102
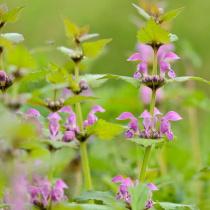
xmin=110 ymin=175 xmax=158 ymax=208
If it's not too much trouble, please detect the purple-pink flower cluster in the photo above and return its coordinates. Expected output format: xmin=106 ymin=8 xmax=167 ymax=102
xmin=130 ymin=43 xmax=179 ymax=79
xmin=111 ymin=175 xmax=158 ymax=208
xmin=27 ymin=179 xmax=68 ymax=207
xmin=117 ymin=107 xmax=182 ymax=140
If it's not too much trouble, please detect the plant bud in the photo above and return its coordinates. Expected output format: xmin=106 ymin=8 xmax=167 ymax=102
xmin=145 ymin=75 xmax=152 ymax=82
xmin=33 ymin=198 xmax=42 ymax=207
xmin=62 ymin=131 xmax=75 ymax=142
xmin=59 ymin=98 xmax=65 ymax=105
xmin=55 ymin=101 xmax=60 ymax=107
xmin=50 ymin=101 xmax=55 ymax=107
xmin=73 ymin=127 xmax=80 ymax=135
xmin=153 ymin=132 xmax=159 ymax=139
xmin=139 ymin=132 xmax=145 ymax=138
xmin=153 ymin=75 xmax=159 ymax=82
xmin=0 ymin=71 xmax=6 ymax=82
xmin=79 ymin=79 xmax=89 ymax=90
xmin=159 ymin=77 xmax=165 ymax=83
xmin=141 ymin=78 xmax=146 ymax=83
xmin=66 ymin=126 xmax=72 ymax=131
xmin=45 ymin=98 xmax=52 ymax=104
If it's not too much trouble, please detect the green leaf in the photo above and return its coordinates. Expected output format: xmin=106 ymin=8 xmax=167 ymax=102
xmin=137 ymin=17 xmax=170 ymax=45
xmin=151 ymin=5 xmax=161 ymax=15
xmin=1 ymin=33 xmax=24 ymax=44
xmin=80 ymin=34 xmax=99 ymax=41
xmin=129 ymin=183 xmax=150 ymax=210
xmin=0 ymin=5 xmax=26 ymax=23
xmin=21 ymin=69 xmax=51 ymax=83
xmin=80 ymin=25 xmax=89 ymax=35
xmin=47 ymin=68 xmax=68 ymax=84
xmin=127 ymin=138 xmax=165 ymax=148
xmin=79 ymin=74 xmax=107 ymax=88
xmin=75 ymin=190 xmax=126 ymax=209
xmin=27 ymin=96 xmax=47 ymax=107
xmin=167 ymin=77 xmax=210 ymax=85
xmin=20 ymin=141 xmax=45 ymax=151
xmin=98 ymin=74 xmax=141 ymax=89
xmin=132 ymin=4 xmax=150 ymax=20
xmin=52 ymin=203 xmax=111 ymax=210
xmin=82 ymin=39 xmax=112 ymax=59
xmin=63 ymin=96 xmax=99 ymax=106
xmin=154 ymin=202 xmax=200 ymax=210
xmin=42 ymin=140 xmax=77 ymax=150
xmin=47 ymin=62 xmax=80 ymax=91
xmin=8 ymin=45 xmax=36 ymax=68
xmin=200 ymin=167 xmax=210 ymax=172
xmin=170 ymin=33 xmax=178 ymax=42
xmin=86 ymin=119 xmax=123 ymax=140
xmin=62 ymin=16 xmax=80 ymax=38
xmin=159 ymin=8 xmax=185 ymax=23
xmin=57 ymin=46 xmax=76 ymax=56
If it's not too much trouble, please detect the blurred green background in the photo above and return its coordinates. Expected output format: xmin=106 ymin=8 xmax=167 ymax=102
xmin=1 ymin=0 xmax=210 ymax=209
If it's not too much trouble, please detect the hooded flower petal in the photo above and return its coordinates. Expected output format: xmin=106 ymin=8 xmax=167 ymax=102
xmin=52 ymin=187 xmax=64 ymax=202
xmin=160 ymin=52 xmax=179 ymax=78
xmin=147 ymin=183 xmax=158 ymax=191
xmin=127 ymin=53 xmax=148 ymax=78
xmin=111 ymin=175 xmax=124 ymax=183
xmin=48 ymin=113 xmax=61 ymax=140
xmin=48 ymin=112 xmax=61 ymax=121
xmin=25 ymin=117 xmax=43 ymax=138
xmin=22 ymin=109 xmax=41 ymax=120
xmin=140 ymin=110 xmax=152 ymax=118
xmin=87 ymin=105 xmax=105 ymax=126
xmin=40 ymin=185 xmax=51 ymax=207
xmin=157 ymin=43 xmax=174 ymax=61
xmin=27 ymin=185 xmax=38 ymax=204
xmin=153 ymin=108 xmax=162 ymax=131
xmin=140 ymin=110 xmax=152 ymax=136
xmin=54 ymin=180 xmax=68 ymax=189
xmin=159 ymin=111 xmax=182 ymax=140
xmin=117 ymin=112 xmax=135 ymax=120
xmin=117 ymin=112 xmax=140 ymax=137
xmin=164 ymin=111 xmax=182 ymax=121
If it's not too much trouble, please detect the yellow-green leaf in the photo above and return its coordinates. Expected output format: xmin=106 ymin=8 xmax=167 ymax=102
xmin=8 ymin=45 xmax=35 ymax=68
xmin=0 ymin=5 xmax=26 ymax=23
xmin=86 ymin=119 xmax=123 ymax=140
xmin=137 ymin=17 xmax=170 ymax=45
xmin=82 ymin=39 xmax=112 ymax=59
xmin=151 ymin=5 xmax=161 ymax=15
xmin=159 ymin=8 xmax=185 ymax=24
xmin=62 ymin=16 xmax=80 ymax=38
xmin=47 ymin=69 xmax=68 ymax=84
xmin=80 ymin=25 xmax=89 ymax=35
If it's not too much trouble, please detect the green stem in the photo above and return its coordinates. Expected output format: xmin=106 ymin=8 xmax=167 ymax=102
xmin=139 ymin=146 xmax=152 ymax=182
xmin=74 ymin=60 xmax=93 ymax=194
xmin=54 ymin=89 xmax=57 ymax=102
xmin=152 ymin=47 xmax=158 ymax=76
xmin=139 ymin=47 xmax=157 ymax=182
xmin=80 ymin=141 xmax=92 ymax=191
xmin=75 ymin=63 xmax=79 ymax=84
